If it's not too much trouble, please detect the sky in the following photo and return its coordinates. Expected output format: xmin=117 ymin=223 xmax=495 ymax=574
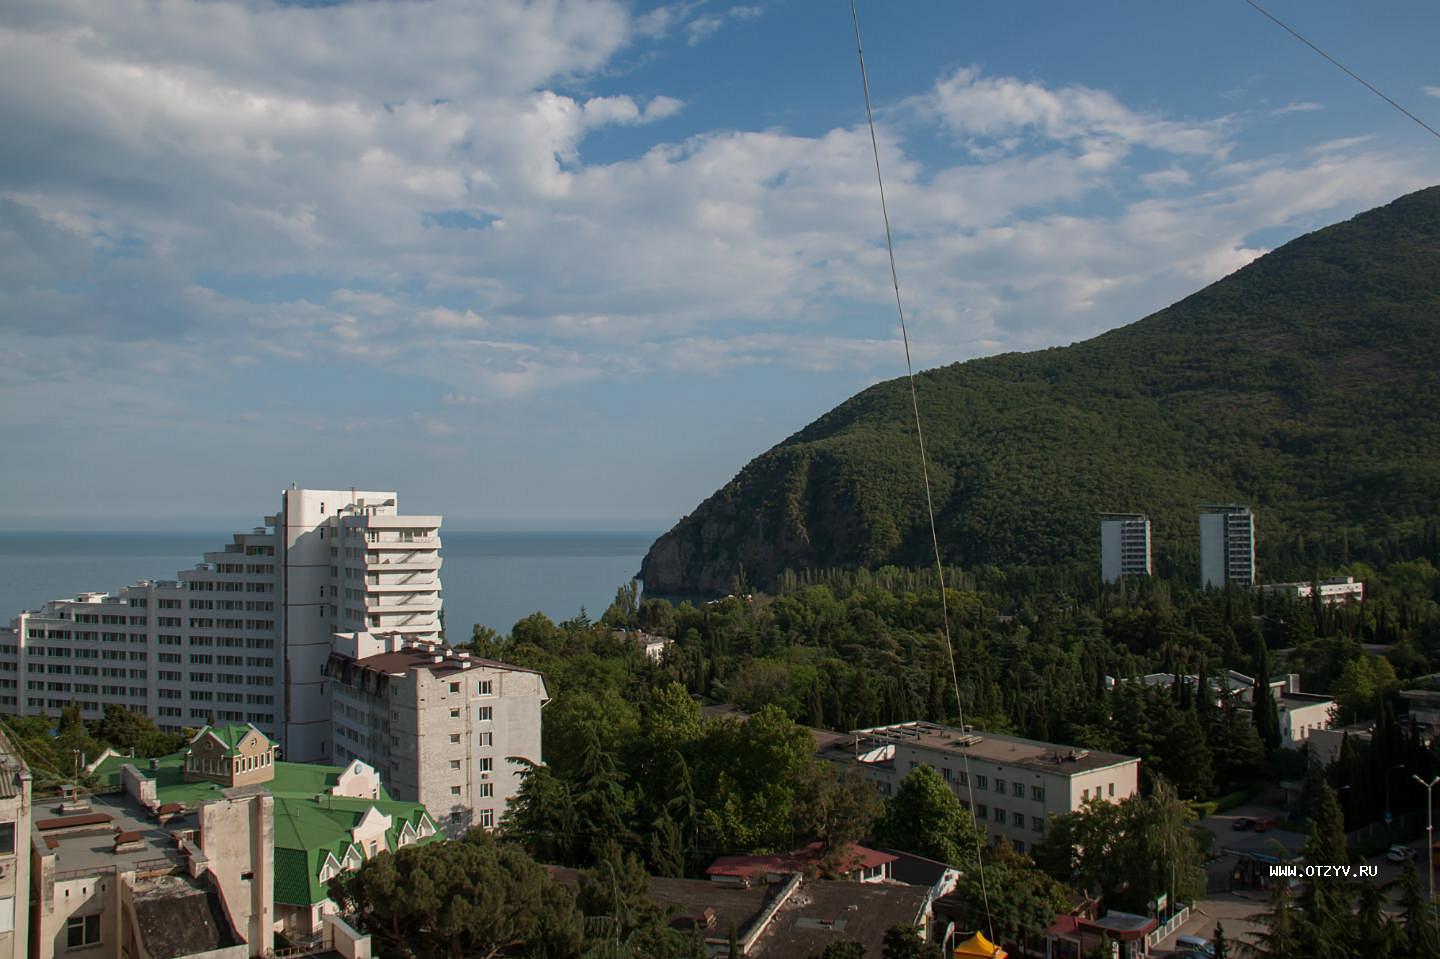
xmin=2 ymin=0 xmax=1439 ymax=532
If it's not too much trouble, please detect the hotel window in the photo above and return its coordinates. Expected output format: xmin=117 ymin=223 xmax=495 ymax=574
xmin=1013 ymin=782 xmax=1025 ymax=798
xmin=994 ymin=807 xmax=1004 ymax=823
xmin=478 ymin=706 xmax=493 ymax=722
xmin=449 ymin=734 xmax=461 ymax=744
xmin=1109 ymin=782 xmax=1116 ymax=797
xmin=449 ymin=682 xmax=460 ymax=693
xmin=479 ymin=809 xmax=495 ymax=828
xmin=1033 ymin=817 xmax=1045 ymax=833
xmin=0 ymin=820 xmax=13 ymax=854
xmin=977 ymin=775 xmax=988 ymax=789
xmin=976 ymin=804 xmax=987 ymax=820
xmin=1014 ymin=840 xmax=1026 ymax=854
xmin=450 ymin=760 xmax=461 ymax=770
xmin=1082 ymin=788 xmax=1089 ymax=801
xmin=1012 ymin=811 xmax=1024 ymax=827
xmin=450 ymin=786 xmax=462 ymax=796
xmin=957 ymin=771 xmax=968 ymax=786
xmin=478 ymin=732 xmax=493 ymax=747
xmin=67 ymin=915 xmax=101 ymax=949
xmin=1032 ymin=785 xmax=1045 ymax=802
xmin=477 ymin=680 xmax=494 ymax=695
xmin=478 ymin=783 xmax=494 ymax=798
xmin=995 ymin=779 xmax=1005 ymax=794
xmin=450 ymin=708 xmax=460 ymax=718
xmin=478 ymin=757 xmax=493 ymax=773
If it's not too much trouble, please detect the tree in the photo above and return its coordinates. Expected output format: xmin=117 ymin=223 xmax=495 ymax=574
xmin=817 ymin=943 xmax=865 ymax=959
xmin=1213 ymin=921 xmax=1228 ymax=959
xmin=1252 ymin=642 xmax=1282 ymax=753
xmin=1244 ymin=877 xmax=1306 ymax=958
xmin=794 ymin=761 xmax=883 ymax=866
xmin=950 ymin=839 xmax=1067 ymax=952
xmin=91 ymin=704 xmax=185 ymax=757
xmin=330 ymin=829 xmax=583 ymax=959
xmin=874 ymin=764 xmax=982 ymax=866
xmin=881 ymin=924 xmax=941 ymax=959
xmin=1397 ymin=857 xmax=1440 ymax=959
xmin=503 ymin=759 xmax=579 ymax=866
xmin=1034 ymin=781 xmax=1203 ymax=914
xmin=576 ymin=842 xmax=699 ymax=959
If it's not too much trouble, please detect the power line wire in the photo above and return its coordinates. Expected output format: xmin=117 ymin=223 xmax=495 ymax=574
xmin=848 ymin=0 xmax=994 ymax=944
xmin=1245 ymin=0 xmax=1440 ymax=142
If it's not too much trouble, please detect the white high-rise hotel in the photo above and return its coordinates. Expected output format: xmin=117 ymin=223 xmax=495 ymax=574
xmin=1200 ymin=504 xmax=1256 ymax=589
xmin=1 ymin=489 xmax=441 ymax=762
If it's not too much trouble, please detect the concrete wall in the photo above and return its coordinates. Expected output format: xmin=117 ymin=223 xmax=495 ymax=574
xmin=0 ymin=764 xmax=28 ymax=959
xmin=199 ymin=793 xmax=274 ymax=956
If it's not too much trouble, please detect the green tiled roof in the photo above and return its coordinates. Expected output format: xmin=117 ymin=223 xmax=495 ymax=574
xmin=95 ymin=751 xmax=439 ymax=906
xmin=204 ymin=724 xmax=263 ymax=755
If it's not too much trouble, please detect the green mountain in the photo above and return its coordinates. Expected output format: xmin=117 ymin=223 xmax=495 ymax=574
xmin=641 ymin=185 xmax=1440 ymax=595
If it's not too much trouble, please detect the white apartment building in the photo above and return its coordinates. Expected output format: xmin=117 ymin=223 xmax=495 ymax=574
xmin=1100 ymin=513 xmax=1152 ymax=582
xmin=1200 ymin=505 xmax=1255 ymax=589
xmin=1 ymin=488 xmax=441 ymax=762
xmin=325 ymin=632 xmax=549 ymax=835
xmin=816 ymin=722 xmax=1140 ymax=856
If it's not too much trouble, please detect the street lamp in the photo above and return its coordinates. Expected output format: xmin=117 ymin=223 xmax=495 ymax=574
xmin=1415 ymin=774 xmax=1439 ymax=932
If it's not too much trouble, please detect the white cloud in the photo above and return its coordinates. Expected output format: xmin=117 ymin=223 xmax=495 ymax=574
xmin=1273 ymin=101 xmax=1323 ymax=115
xmin=1424 ymin=85 xmax=1440 ymax=98
xmin=917 ymin=66 xmax=1230 ymax=160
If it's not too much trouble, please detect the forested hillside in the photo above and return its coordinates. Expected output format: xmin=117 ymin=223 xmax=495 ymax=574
xmin=642 ymin=186 xmax=1440 ymax=595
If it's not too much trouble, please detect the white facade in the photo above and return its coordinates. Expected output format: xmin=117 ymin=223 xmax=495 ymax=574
xmin=0 ymin=730 xmax=30 ymax=959
xmin=1 ymin=489 xmax=441 ymax=762
xmin=1261 ymin=576 xmax=1365 ymax=606
xmin=819 ymin=722 xmax=1140 ymax=856
xmin=1199 ymin=505 xmax=1255 ymax=588
xmin=1100 ymin=514 xmax=1152 ymax=582
xmin=325 ymin=632 xmax=548 ymax=836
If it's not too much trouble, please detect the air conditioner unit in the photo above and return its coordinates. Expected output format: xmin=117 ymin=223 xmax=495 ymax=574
xmin=478 ymin=772 xmax=491 ymax=781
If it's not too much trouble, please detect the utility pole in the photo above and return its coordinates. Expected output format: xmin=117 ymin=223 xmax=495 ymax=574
xmin=1415 ymin=774 xmax=1439 ymax=933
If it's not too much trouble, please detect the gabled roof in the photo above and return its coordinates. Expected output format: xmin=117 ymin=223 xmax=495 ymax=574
xmin=190 ymin=724 xmax=269 ymax=757
xmin=94 ymin=750 xmax=439 ymax=906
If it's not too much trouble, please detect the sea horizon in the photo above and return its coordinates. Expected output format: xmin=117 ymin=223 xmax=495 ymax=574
xmin=0 ymin=529 xmax=658 ymax=637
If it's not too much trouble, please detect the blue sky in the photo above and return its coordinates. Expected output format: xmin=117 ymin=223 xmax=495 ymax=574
xmin=2 ymin=0 xmax=1439 ymax=531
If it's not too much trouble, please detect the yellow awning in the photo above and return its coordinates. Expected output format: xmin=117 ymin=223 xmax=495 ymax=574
xmin=954 ymin=930 xmax=1007 ymax=958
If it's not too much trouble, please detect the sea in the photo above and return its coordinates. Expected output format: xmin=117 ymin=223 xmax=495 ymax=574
xmin=0 ymin=530 xmax=656 ymax=638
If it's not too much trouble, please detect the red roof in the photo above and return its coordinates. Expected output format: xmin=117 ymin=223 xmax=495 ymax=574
xmin=36 ymin=812 xmax=114 ymax=831
xmin=706 ymin=842 xmax=896 ymax=881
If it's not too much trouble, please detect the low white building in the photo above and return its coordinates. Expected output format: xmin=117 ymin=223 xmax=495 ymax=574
xmin=816 ymin=722 xmax=1139 ymax=855
xmin=1261 ymin=576 xmax=1365 ymax=606
xmin=325 ymin=632 xmax=549 ymax=835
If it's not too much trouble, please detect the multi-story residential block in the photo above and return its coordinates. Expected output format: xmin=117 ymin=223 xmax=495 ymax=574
xmin=1199 ymin=504 xmax=1255 ymax=588
xmin=0 ymin=729 xmax=31 ymax=959
xmin=2 ymin=488 xmax=441 ymax=762
xmin=815 ymin=722 xmax=1140 ymax=854
xmin=1099 ymin=513 xmax=1152 ymax=582
xmin=324 ymin=632 xmax=549 ymax=835
xmin=1261 ymin=575 xmax=1365 ymax=606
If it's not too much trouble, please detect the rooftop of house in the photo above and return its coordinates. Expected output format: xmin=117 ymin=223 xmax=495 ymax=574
xmin=821 ymin=722 xmax=1136 ymax=776
xmin=705 ymin=843 xmax=896 ymax=883
xmin=130 ymin=874 xmax=244 ymax=959
xmin=34 ymin=791 xmax=181 ymax=878
xmin=751 ymin=879 xmax=930 ymax=958
xmin=548 ymin=868 xmax=929 ymax=957
xmin=94 ymin=739 xmax=439 ymax=906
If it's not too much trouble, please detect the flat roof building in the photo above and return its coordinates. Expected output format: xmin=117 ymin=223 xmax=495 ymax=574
xmin=1200 ymin=505 xmax=1255 ymax=589
xmin=1100 ymin=513 xmax=1152 ymax=582
xmin=324 ymin=632 xmax=549 ymax=835
xmin=816 ymin=722 xmax=1139 ymax=855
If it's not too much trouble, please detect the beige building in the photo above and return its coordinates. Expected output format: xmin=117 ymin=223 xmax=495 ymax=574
xmin=817 ymin=722 xmax=1140 ymax=855
xmin=0 ymin=730 xmax=30 ymax=959
xmin=325 ymin=633 xmax=550 ymax=835
xmin=29 ymin=783 xmax=269 ymax=959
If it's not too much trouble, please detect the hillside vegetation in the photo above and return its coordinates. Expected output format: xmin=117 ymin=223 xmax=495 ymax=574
xmin=642 ymin=186 xmax=1440 ymax=595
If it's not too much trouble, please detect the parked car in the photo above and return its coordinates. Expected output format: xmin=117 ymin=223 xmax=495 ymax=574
xmin=1176 ymin=935 xmax=1215 ymax=957
xmin=1232 ymin=817 xmax=1254 ymax=831
xmin=1254 ymin=818 xmax=1276 ymax=832
xmin=1389 ymin=845 xmax=1417 ymax=862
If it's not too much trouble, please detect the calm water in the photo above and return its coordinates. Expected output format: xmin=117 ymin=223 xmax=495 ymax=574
xmin=0 ymin=530 xmax=654 ymax=636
